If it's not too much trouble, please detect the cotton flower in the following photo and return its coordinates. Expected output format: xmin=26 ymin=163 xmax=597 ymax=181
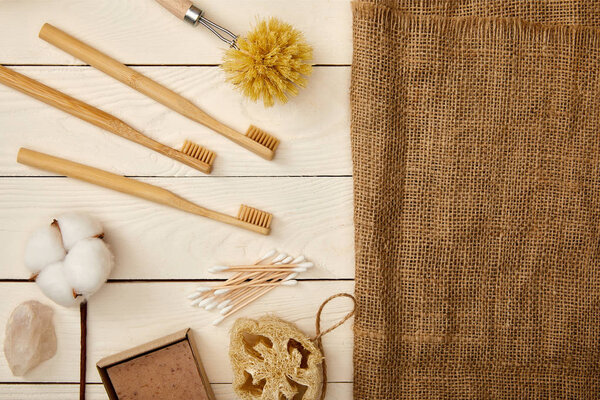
xmin=24 ymin=212 xmax=114 ymax=307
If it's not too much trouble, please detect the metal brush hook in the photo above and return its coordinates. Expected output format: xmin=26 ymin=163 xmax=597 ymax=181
xmin=184 ymin=5 xmax=239 ymax=49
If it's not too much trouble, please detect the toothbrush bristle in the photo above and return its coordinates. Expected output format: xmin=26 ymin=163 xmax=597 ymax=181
xmin=237 ymin=204 xmax=273 ymax=229
xmin=181 ymin=140 xmax=216 ymax=166
xmin=245 ymin=125 xmax=279 ymax=151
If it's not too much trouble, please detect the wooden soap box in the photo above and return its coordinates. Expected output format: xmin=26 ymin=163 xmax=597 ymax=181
xmin=97 ymin=328 xmax=215 ymax=400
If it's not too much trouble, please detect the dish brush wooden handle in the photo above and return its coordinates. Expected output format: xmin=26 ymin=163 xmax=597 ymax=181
xmin=39 ymin=24 xmax=278 ymax=161
xmin=0 ymin=64 xmax=211 ymax=173
xmin=17 ymin=148 xmax=270 ymax=235
xmin=154 ymin=0 xmax=194 ymax=20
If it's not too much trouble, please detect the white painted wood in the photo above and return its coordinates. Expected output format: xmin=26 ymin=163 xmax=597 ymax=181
xmin=0 ymin=383 xmax=353 ymax=399
xmin=86 ymin=282 xmax=354 ymax=383
xmin=0 ymin=177 xmax=354 ymax=280
xmin=0 ymin=1 xmax=357 ymax=397
xmin=0 ymin=66 xmax=351 ymax=177
xmin=0 ymin=284 xmax=81 ymax=383
xmin=0 ymin=0 xmax=352 ymax=65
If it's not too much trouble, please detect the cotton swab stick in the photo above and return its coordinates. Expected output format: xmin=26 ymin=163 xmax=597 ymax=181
xmin=209 ymin=262 xmax=313 ymax=273
xmin=214 ymin=286 xmax=276 ymax=325
xmin=217 ymin=272 xmax=295 ymax=316
xmin=191 ymin=250 xmax=313 ymax=324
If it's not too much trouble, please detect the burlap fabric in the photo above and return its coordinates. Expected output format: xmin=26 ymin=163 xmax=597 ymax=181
xmin=351 ymin=1 xmax=600 ymax=398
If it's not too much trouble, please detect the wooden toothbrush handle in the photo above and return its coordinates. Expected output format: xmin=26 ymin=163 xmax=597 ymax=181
xmin=0 ymin=65 xmax=211 ymax=173
xmin=17 ymin=147 xmax=183 ymax=207
xmin=154 ymin=0 xmax=194 ymax=21
xmin=38 ymin=24 xmax=214 ymax=137
xmin=39 ymin=24 xmax=275 ymax=161
xmin=17 ymin=148 xmax=268 ymax=234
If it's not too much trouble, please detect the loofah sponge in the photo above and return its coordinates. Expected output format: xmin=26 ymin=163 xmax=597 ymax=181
xmin=221 ymin=17 xmax=313 ymax=107
xmin=230 ymin=316 xmax=323 ymax=400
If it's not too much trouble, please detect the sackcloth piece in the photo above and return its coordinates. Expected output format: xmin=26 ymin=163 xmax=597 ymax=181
xmin=351 ymin=1 xmax=600 ymax=398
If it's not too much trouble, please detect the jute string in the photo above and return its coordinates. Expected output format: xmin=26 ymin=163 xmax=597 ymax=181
xmin=312 ymin=293 xmax=355 ymax=400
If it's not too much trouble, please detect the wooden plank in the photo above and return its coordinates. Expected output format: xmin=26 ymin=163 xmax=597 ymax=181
xmin=0 ymin=66 xmax=351 ymax=177
xmin=0 ymin=177 xmax=354 ymax=280
xmin=0 ymin=284 xmax=81 ymax=383
xmin=0 ymin=383 xmax=353 ymax=399
xmin=0 ymin=0 xmax=352 ymax=65
xmin=86 ymin=281 xmax=355 ymax=384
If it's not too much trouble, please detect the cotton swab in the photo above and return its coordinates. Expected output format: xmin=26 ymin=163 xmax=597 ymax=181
xmin=191 ymin=250 xmax=314 ymax=324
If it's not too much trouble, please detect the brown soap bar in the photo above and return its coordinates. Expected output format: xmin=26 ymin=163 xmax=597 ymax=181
xmin=106 ymin=340 xmax=209 ymax=400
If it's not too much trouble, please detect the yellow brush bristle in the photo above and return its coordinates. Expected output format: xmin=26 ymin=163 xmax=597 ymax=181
xmin=221 ymin=17 xmax=313 ymax=107
xmin=245 ymin=125 xmax=280 ymax=151
xmin=181 ymin=140 xmax=216 ymax=166
xmin=237 ymin=204 xmax=272 ymax=229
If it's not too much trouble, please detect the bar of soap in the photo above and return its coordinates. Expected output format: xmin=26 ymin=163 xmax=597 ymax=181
xmin=106 ymin=340 xmax=209 ymax=400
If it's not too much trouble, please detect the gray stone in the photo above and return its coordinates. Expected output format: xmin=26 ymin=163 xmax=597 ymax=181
xmin=3 ymin=300 xmax=57 ymax=376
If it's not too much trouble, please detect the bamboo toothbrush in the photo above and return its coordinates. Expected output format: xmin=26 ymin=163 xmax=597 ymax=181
xmin=39 ymin=24 xmax=279 ymax=160
xmin=17 ymin=148 xmax=272 ymax=235
xmin=0 ymin=65 xmax=214 ymax=174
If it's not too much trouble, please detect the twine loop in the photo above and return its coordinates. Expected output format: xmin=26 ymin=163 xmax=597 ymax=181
xmin=311 ymin=292 xmax=356 ymax=400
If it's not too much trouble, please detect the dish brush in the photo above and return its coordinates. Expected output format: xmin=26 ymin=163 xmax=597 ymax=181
xmin=154 ymin=0 xmax=313 ymax=107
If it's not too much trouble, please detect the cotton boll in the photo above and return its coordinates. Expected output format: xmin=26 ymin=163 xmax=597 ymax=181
xmin=63 ymin=238 xmax=113 ymax=296
xmin=56 ymin=213 xmax=103 ymax=251
xmin=36 ymin=261 xmax=79 ymax=307
xmin=24 ymin=222 xmax=66 ymax=274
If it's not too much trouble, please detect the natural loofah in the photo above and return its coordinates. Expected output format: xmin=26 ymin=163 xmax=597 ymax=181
xmin=230 ymin=316 xmax=323 ymax=400
xmin=221 ymin=18 xmax=313 ymax=107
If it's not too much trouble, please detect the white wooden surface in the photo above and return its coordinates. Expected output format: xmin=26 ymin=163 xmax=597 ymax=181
xmin=0 ymin=0 xmax=354 ymax=398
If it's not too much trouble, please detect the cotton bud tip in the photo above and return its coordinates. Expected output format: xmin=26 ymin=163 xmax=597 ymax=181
xmin=187 ymin=292 xmax=202 ymax=300
xmin=272 ymin=253 xmax=287 ymax=263
xmin=197 ymin=297 xmax=213 ymax=307
xmin=297 ymin=262 xmax=314 ymax=269
xmin=214 ymin=288 xmax=231 ymax=295
xmin=212 ymin=316 xmax=225 ymax=326
xmin=209 ymin=265 xmax=228 ymax=273
xmin=258 ymin=249 xmax=277 ymax=262
xmin=291 ymin=255 xmax=305 ymax=264
xmin=196 ymin=286 xmax=211 ymax=293
xmin=282 ymin=280 xmax=298 ymax=286
xmin=220 ymin=305 xmax=234 ymax=315
xmin=205 ymin=301 xmax=218 ymax=311
xmin=284 ymin=273 xmax=298 ymax=281
xmin=292 ymin=267 xmax=307 ymax=273
xmin=280 ymin=256 xmax=294 ymax=264
xmin=190 ymin=297 xmax=204 ymax=306
xmin=217 ymin=299 xmax=231 ymax=309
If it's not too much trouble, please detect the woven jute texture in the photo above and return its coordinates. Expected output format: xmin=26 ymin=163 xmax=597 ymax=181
xmin=351 ymin=2 xmax=600 ymax=398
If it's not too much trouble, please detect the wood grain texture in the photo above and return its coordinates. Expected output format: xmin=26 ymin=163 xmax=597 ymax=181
xmin=154 ymin=0 xmax=193 ymax=21
xmin=0 ymin=177 xmax=353 ymax=280
xmin=0 ymin=284 xmax=81 ymax=383
xmin=0 ymin=0 xmax=352 ymax=65
xmin=86 ymin=282 xmax=355 ymax=383
xmin=0 ymin=66 xmax=351 ymax=177
xmin=0 ymin=383 xmax=353 ymax=399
